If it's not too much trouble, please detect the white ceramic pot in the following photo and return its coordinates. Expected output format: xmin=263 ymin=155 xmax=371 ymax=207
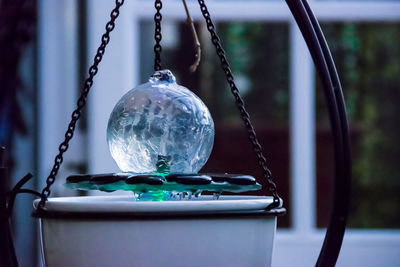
xmin=34 ymin=195 xmax=284 ymax=267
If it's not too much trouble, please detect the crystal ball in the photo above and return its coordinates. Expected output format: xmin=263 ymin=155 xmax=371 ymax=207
xmin=107 ymin=70 xmax=214 ymax=174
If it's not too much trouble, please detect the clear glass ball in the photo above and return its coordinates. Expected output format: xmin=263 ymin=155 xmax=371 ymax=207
xmin=107 ymin=70 xmax=214 ymax=174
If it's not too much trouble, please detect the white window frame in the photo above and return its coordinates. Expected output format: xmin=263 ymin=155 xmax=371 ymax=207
xmin=39 ymin=1 xmax=400 ymax=266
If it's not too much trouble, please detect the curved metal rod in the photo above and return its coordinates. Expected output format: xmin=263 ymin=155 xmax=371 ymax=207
xmin=7 ymin=173 xmax=34 ymax=216
xmin=285 ymin=0 xmax=352 ymax=266
xmin=301 ymin=1 xmax=352 ymax=266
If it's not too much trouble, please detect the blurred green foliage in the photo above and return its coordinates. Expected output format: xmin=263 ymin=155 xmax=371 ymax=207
xmin=139 ymin=21 xmax=289 ymax=125
xmin=207 ymin=22 xmax=289 ymax=125
xmin=318 ymin=23 xmax=400 ymax=228
xmin=140 ymin=20 xmax=400 ymax=229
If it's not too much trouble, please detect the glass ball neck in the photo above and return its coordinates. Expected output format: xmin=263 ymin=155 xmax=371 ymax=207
xmin=149 ymin=69 xmax=176 ymax=84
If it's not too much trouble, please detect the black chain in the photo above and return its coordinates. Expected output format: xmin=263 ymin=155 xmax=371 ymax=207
xmin=197 ymin=0 xmax=280 ymax=207
xmin=39 ymin=0 xmax=124 ymax=208
xmin=154 ymin=0 xmax=163 ymax=71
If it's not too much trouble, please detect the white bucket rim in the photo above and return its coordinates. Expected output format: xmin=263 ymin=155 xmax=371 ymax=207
xmin=33 ymin=195 xmax=285 ymax=217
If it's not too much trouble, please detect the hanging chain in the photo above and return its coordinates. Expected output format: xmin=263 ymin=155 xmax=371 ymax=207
xmin=39 ymin=0 xmax=124 ymax=208
xmin=197 ymin=0 xmax=280 ymax=207
xmin=154 ymin=0 xmax=163 ymax=71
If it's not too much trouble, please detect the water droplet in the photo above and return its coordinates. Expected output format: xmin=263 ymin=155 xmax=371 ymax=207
xmin=194 ymin=190 xmax=202 ymax=198
xmin=213 ymin=192 xmax=221 ymax=200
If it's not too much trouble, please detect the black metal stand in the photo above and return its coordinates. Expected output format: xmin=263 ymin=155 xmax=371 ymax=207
xmin=1 ymin=147 xmax=37 ymax=267
xmin=0 ymin=147 xmax=18 ymax=267
xmin=285 ymin=1 xmax=352 ymax=266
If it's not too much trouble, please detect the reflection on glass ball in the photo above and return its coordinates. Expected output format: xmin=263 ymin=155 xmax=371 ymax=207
xmin=107 ymin=70 xmax=214 ymax=174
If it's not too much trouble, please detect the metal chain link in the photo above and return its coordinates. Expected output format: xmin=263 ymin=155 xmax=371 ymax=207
xmin=39 ymin=0 xmax=125 ymax=208
xmin=154 ymin=0 xmax=163 ymax=71
xmin=197 ymin=0 xmax=280 ymax=207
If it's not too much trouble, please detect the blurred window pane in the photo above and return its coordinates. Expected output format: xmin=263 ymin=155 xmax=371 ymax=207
xmin=140 ymin=20 xmax=290 ymax=227
xmin=316 ymin=23 xmax=400 ymax=228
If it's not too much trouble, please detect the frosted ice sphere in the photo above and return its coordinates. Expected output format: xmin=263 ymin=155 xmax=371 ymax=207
xmin=107 ymin=70 xmax=214 ymax=174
